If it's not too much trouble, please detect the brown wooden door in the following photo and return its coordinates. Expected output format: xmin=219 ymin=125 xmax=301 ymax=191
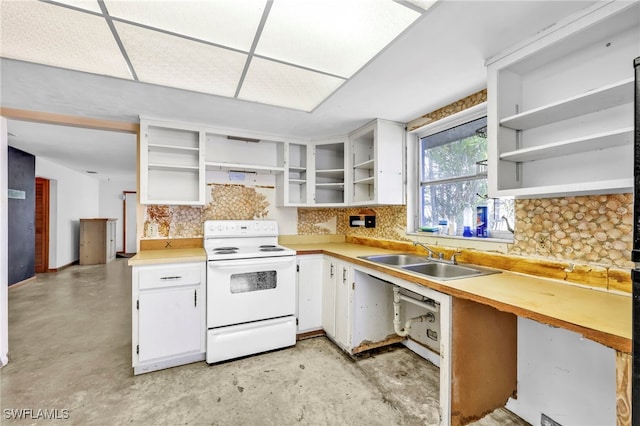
xmin=35 ymin=177 xmax=50 ymax=273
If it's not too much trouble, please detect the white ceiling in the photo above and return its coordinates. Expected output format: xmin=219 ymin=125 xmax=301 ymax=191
xmin=1 ymin=0 xmax=427 ymax=112
xmin=1 ymin=0 xmax=596 ymax=182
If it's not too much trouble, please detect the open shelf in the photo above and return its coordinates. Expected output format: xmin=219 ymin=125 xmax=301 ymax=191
xmin=354 ymin=159 xmax=375 ymax=170
xmin=289 ymin=166 xmax=307 ymax=173
xmin=148 ymin=144 xmax=200 ymax=154
xmin=500 ymin=78 xmax=633 ymax=131
xmin=316 ymin=182 xmax=345 ymax=190
xmin=289 ymin=178 xmax=307 ymax=184
xmin=497 ymin=178 xmax=633 ymax=199
xmin=148 ymin=163 xmax=200 ymax=172
xmin=205 ymin=161 xmax=284 ymax=174
xmin=353 ymin=177 xmax=375 ymax=185
xmin=500 ymin=127 xmax=633 ymax=163
xmin=316 ymin=169 xmax=345 ymax=179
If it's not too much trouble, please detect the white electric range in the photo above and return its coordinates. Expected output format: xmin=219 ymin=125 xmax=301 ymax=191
xmin=204 ymin=220 xmax=297 ymax=364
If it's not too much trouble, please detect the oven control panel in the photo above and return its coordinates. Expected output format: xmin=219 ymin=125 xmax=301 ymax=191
xmin=204 ymin=220 xmax=278 ymax=238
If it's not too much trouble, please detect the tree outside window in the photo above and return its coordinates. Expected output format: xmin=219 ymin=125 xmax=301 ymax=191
xmin=419 ymin=116 xmax=514 ymax=238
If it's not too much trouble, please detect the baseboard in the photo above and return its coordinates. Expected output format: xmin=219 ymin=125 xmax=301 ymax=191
xmin=8 ymin=276 xmax=36 ymax=289
xmin=47 ymin=260 xmax=78 ymax=273
xmin=296 ymin=329 xmax=325 ymax=341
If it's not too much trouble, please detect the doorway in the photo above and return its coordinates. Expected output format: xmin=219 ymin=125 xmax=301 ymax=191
xmin=35 ymin=177 xmax=49 ymax=273
xmin=123 ymin=191 xmax=137 ymax=255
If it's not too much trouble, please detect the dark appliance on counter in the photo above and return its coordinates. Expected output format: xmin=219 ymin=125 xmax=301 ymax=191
xmin=632 ymin=55 xmax=640 ymax=423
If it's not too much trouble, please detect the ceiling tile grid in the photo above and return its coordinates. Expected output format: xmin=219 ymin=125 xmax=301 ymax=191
xmin=0 ymin=0 xmax=430 ymax=111
xmin=255 ymin=0 xmax=420 ymax=78
xmin=239 ymin=57 xmax=346 ymax=111
xmin=0 ymin=0 xmax=132 ymax=79
xmin=114 ymin=21 xmax=248 ymax=98
xmin=104 ymin=0 xmax=266 ymax=51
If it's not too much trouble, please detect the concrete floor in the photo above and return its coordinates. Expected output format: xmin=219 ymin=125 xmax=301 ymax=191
xmin=2 ymin=259 xmax=529 ymax=425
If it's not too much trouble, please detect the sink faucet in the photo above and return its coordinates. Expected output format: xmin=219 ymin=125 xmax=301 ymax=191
xmin=413 ymin=241 xmax=443 ymax=260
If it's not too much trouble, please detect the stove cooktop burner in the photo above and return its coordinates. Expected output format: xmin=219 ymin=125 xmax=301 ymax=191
xmin=260 ymin=247 xmax=285 ymax=252
xmin=214 ymin=246 xmax=239 ymax=251
xmin=214 ymin=249 xmax=238 ymax=254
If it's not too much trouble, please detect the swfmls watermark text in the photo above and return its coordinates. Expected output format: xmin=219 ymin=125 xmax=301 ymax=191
xmin=3 ymin=408 xmax=70 ymax=420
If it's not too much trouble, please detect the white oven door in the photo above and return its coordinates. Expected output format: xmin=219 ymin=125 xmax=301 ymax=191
xmin=207 ymin=256 xmax=296 ymax=328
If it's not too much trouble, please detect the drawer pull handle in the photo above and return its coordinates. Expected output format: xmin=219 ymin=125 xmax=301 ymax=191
xmin=160 ymin=276 xmax=182 ymax=280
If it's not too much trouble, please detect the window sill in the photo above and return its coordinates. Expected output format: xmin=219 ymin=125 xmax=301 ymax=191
xmin=407 ymin=231 xmax=514 ymax=244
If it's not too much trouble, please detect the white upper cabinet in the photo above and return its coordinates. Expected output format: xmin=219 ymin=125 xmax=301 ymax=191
xmin=349 ymin=119 xmax=405 ymax=205
xmin=487 ymin=1 xmax=638 ymax=198
xmin=313 ymin=138 xmax=347 ymax=206
xmin=140 ymin=117 xmax=205 ymax=205
xmin=276 ymin=141 xmax=313 ymax=206
xmin=204 ymin=131 xmax=285 ymax=174
xmin=140 ymin=117 xmax=405 ymax=207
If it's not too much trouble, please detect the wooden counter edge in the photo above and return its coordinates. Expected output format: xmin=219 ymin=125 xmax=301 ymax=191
xmin=128 ymin=249 xmax=206 ymax=266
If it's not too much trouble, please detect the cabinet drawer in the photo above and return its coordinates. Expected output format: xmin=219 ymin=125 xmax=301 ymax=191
xmin=138 ymin=264 xmax=202 ymax=290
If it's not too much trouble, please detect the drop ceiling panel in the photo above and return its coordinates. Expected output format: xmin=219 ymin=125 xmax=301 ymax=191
xmin=104 ymin=0 xmax=266 ymax=51
xmin=256 ymin=0 xmax=421 ymax=77
xmin=115 ymin=22 xmax=247 ymax=97
xmin=0 ymin=0 xmax=132 ymax=79
xmin=49 ymin=0 xmax=103 ymax=14
xmin=239 ymin=57 xmax=345 ymax=112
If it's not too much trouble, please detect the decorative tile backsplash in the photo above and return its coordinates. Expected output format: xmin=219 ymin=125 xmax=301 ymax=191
xmin=297 ymin=206 xmax=409 ymax=242
xmin=510 ymin=194 xmax=634 ymax=268
xmin=143 ymin=185 xmax=635 ymax=269
xmin=407 ymin=88 xmax=487 ymax=132
xmin=143 ymin=183 xmax=272 ymax=239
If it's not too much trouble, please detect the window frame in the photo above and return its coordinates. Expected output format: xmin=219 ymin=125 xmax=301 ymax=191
xmin=406 ymin=102 xmax=514 ymax=242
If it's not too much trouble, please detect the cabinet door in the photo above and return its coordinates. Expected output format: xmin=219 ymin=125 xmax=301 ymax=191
xmin=321 ymin=257 xmax=337 ymax=338
xmin=297 ymin=255 xmax=323 ymax=333
xmin=138 ymin=286 xmax=202 ymax=362
xmin=334 ymin=262 xmax=352 ymax=350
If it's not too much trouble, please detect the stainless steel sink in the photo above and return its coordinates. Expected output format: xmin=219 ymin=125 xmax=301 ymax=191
xmin=359 ymin=253 xmax=499 ymax=281
xmin=401 ymin=262 xmax=497 ymax=281
xmin=358 ymin=253 xmax=431 ymax=266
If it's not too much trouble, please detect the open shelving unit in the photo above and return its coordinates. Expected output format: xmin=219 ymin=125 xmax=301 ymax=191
xmin=287 ymin=144 xmax=308 ymax=205
xmin=140 ymin=119 xmax=205 ymax=205
xmin=314 ymin=141 xmax=346 ymax=205
xmin=349 ymin=119 xmax=404 ymax=205
xmin=487 ymin=1 xmax=638 ymax=198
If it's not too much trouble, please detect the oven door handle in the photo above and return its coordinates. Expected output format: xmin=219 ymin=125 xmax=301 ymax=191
xmin=208 ymin=256 xmax=295 ymax=268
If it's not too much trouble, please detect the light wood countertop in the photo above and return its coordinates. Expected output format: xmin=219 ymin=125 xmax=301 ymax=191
xmin=127 ymin=248 xmax=206 ymax=266
xmin=284 ymin=242 xmax=631 ymax=353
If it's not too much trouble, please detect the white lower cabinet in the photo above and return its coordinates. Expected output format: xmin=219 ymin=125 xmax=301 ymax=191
xmin=296 ymin=255 xmax=323 ymax=333
xmin=132 ymin=261 xmax=206 ymax=375
xmin=321 ymin=256 xmax=353 ymax=351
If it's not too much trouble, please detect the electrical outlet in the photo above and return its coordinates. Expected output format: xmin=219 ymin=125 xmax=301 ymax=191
xmin=541 ymin=413 xmax=562 ymax=426
xmin=148 ymin=223 xmax=159 ymax=238
xmin=535 ymin=232 xmax=551 ymax=255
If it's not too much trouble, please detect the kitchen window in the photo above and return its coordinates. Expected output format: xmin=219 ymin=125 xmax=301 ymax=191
xmin=417 ymin=112 xmax=514 ymax=240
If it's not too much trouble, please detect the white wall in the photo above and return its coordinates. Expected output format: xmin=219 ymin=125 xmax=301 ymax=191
xmin=99 ymin=178 xmax=136 ymax=253
xmin=506 ymin=317 xmax=616 ymax=426
xmin=1 ymin=117 xmax=9 ymax=366
xmin=36 ymin=158 xmax=100 ymax=268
